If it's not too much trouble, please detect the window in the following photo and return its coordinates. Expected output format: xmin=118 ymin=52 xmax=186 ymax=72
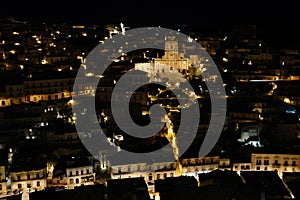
xmin=81 ymin=170 xmax=84 ymax=175
xmin=69 ymin=171 xmax=72 ymax=176
xmin=27 ymin=175 xmax=30 ymax=180
xmin=170 ymin=173 xmax=174 ymax=177
xmin=264 ymin=160 xmax=269 ymax=165
xmin=163 ymin=173 xmax=167 ymax=178
xmin=127 ymin=166 xmax=131 ymax=173
xmin=256 ymin=159 xmax=261 ymax=165
xmin=36 ymin=174 xmax=40 ymax=179
xmin=284 ymin=161 xmax=289 ymax=166
xmin=18 ymin=184 xmax=22 ymax=189
xmin=76 ymin=171 xmax=79 ymax=176
xmin=1 ymin=101 xmax=5 ymax=106
xmin=17 ymin=175 xmax=21 ymax=181
xmin=256 ymin=166 xmax=260 ymax=170
xmin=87 ymin=169 xmax=90 ymax=174
xmin=292 ymin=161 xmax=297 ymax=166
xmin=156 ymin=174 xmax=160 ymax=180
xmin=0 ymin=184 xmax=2 ymax=190
xmin=27 ymin=183 xmax=31 ymax=188
xmin=37 ymin=181 xmax=40 ymax=187
xmin=148 ymin=173 xmax=152 ymax=181
xmin=76 ymin=178 xmax=79 ymax=184
xmin=70 ymin=179 xmax=74 ymax=184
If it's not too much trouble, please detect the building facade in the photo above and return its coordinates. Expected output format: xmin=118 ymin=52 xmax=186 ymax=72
xmin=10 ymin=167 xmax=47 ymax=192
xmin=251 ymin=153 xmax=300 ymax=178
xmin=52 ymin=164 xmax=95 ymax=189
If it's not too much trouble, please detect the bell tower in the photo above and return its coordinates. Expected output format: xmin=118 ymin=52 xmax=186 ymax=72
xmin=164 ymin=35 xmax=179 ymax=60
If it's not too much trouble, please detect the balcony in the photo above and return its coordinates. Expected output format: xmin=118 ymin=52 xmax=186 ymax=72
xmin=272 ymin=163 xmax=281 ymax=168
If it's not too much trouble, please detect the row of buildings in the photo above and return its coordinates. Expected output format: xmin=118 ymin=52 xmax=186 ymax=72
xmin=2 ymin=150 xmax=300 ymax=198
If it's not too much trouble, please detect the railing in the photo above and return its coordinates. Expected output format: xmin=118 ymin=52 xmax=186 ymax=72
xmin=272 ymin=163 xmax=281 ymax=167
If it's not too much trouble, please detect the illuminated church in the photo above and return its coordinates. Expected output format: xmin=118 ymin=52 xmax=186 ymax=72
xmin=134 ymin=35 xmax=201 ymax=84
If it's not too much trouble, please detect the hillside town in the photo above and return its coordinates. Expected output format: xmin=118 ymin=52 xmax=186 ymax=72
xmin=0 ymin=19 xmax=300 ymax=199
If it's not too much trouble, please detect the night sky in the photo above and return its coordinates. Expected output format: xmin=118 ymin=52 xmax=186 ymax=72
xmin=1 ymin=3 xmax=300 ymax=49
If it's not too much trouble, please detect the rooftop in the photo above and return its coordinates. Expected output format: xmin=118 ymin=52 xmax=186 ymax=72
xmin=240 ymin=171 xmax=292 ymax=198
